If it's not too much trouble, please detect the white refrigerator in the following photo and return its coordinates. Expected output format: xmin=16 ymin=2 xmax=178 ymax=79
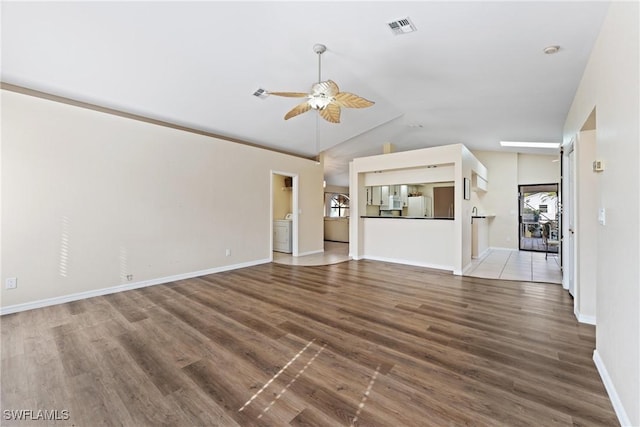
xmin=407 ymin=196 xmax=432 ymax=217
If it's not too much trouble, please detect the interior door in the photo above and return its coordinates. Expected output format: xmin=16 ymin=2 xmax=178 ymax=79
xmin=434 ymin=186 xmax=454 ymax=218
xmin=566 ymin=147 xmax=576 ymax=297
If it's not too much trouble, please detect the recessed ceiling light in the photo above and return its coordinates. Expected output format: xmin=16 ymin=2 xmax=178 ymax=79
xmin=543 ymin=45 xmax=560 ymax=55
xmin=500 ymin=141 xmax=561 ymax=149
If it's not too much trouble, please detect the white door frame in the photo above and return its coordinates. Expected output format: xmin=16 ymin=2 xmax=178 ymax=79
xmin=562 ymin=140 xmax=576 ymax=297
xmin=270 ymin=171 xmax=299 ymax=258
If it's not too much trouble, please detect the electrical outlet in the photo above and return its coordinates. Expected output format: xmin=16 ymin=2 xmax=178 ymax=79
xmin=126 ymin=274 xmax=133 ymax=281
xmin=5 ymin=277 xmax=17 ymax=290
xmin=225 ymin=249 xmax=231 ymax=256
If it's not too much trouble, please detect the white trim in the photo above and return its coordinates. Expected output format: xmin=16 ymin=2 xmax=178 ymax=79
xmin=477 ymin=247 xmax=491 ymax=259
xmin=0 ymin=258 xmax=270 ymax=316
xmin=489 ymin=246 xmax=518 ymax=252
xmin=296 ymin=249 xmax=324 ymax=257
xmin=574 ymin=307 xmax=596 ymax=325
xmin=363 ymin=255 xmax=453 ymax=273
xmin=593 ymin=350 xmax=632 ymax=427
xmin=471 ymin=247 xmax=491 ymax=261
xmin=461 ymin=262 xmax=475 ymax=275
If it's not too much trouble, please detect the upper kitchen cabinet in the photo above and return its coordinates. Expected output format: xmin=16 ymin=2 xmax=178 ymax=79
xmin=472 ymin=173 xmax=488 ymax=193
xmin=380 ymin=186 xmax=389 ymax=205
xmin=363 ymin=184 xmax=414 ymax=208
xmin=372 ymin=186 xmax=382 ymax=205
xmin=400 ymin=185 xmax=408 ymax=206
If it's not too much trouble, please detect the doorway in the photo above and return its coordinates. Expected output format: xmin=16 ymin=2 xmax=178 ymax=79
xmin=518 ymin=183 xmax=559 ymax=253
xmin=271 ymin=172 xmax=298 ymax=257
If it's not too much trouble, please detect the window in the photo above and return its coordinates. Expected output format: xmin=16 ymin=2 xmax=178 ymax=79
xmin=325 ymin=193 xmax=350 ymax=217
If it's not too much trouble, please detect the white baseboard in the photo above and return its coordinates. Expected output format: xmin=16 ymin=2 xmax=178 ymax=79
xmin=574 ymin=307 xmax=596 ymax=325
xmin=476 ymin=247 xmax=491 ymax=260
xmin=489 ymin=246 xmax=518 ymax=252
xmin=0 ymin=258 xmax=271 ymax=316
xmin=362 ymin=255 xmax=453 ymax=273
xmin=461 ymin=262 xmax=475 ymax=275
xmin=296 ymin=249 xmax=324 ymax=257
xmin=593 ymin=350 xmax=632 ymax=426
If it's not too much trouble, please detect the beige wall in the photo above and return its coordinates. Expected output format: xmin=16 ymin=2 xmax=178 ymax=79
xmin=273 ymin=174 xmax=292 ymax=221
xmin=518 ymin=153 xmax=560 ymax=185
xmin=472 ymin=151 xmax=518 ymax=249
xmin=575 ymin=130 xmax=598 ymax=321
xmin=471 ymin=151 xmax=560 ymax=250
xmin=363 ymin=218 xmax=455 ymax=270
xmin=1 ymin=90 xmax=324 ymax=310
xmin=563 ymin=2 xmax=639 ymax=424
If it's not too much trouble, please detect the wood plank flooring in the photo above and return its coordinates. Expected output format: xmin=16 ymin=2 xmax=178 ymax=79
xmin=0 ymin=260 xmax=618 ymax=426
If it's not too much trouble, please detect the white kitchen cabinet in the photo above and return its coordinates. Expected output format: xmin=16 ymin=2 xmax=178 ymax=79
xmin=372 ymin=186 xmax=382 ymax=205
xmin=400 ymin=185 xmax=408 ymax=206
xmin=273 ymin=220 xmax=292 ymax=253
xmin=472 ymin=174 xmax=488 ymax=193
xmin=380 ymin=186 xmax=389 ymax=205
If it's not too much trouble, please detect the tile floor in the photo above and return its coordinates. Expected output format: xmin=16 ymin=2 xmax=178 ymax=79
xmin=272 ymin=241 xmax=350 ymax=266
xmin=465 ymin=249 xmax=562 ymax=284
xmin=274 ymin=243 xmax=562 ymax=285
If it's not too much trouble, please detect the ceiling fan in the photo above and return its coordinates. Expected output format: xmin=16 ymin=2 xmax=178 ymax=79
xmin=266 ymin=44 xmax=375 ymax=123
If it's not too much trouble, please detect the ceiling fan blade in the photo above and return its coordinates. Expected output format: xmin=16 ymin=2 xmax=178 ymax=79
xmin=284 ymin=101 xmax=312 ymax=120
xmin=268 ymin=91 xmax=309 ymax=98
xmin=334 ymin=92 xmax=375 ymax=108
xmin=319 ymin=103 xmax=341 ymax=123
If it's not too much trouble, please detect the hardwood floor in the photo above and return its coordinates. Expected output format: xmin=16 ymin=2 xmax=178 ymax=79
xmin=0 ymin=260 xmax=617 ymax=426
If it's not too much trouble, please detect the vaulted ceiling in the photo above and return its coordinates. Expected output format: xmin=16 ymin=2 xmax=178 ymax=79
xmin=2 ymin=2 xmax=610 ymax=186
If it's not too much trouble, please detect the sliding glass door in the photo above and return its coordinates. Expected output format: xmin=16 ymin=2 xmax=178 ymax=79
xmin=519 ymin=184 xmax=559 ymax=253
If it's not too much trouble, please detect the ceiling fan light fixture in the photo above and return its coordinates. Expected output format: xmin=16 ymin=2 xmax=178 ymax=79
xmin=265 ymin=44 xmax=374 ymax=123
xmin=308 ymin=96 xmax=332 ymax=110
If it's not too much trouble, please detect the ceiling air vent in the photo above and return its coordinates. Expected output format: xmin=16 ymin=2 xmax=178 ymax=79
xmin=253 ymin=88 xmax=269 ymax=99
xmin=388 ymin=17 xmax=416 ymax=35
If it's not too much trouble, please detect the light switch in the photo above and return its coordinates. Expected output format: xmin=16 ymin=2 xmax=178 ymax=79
xmin=598 ymin=208 xmax=606 ymax=225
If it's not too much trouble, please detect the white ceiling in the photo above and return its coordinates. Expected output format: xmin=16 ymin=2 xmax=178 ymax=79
xmin=2 ymin=1 xmax=609 ymax=186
